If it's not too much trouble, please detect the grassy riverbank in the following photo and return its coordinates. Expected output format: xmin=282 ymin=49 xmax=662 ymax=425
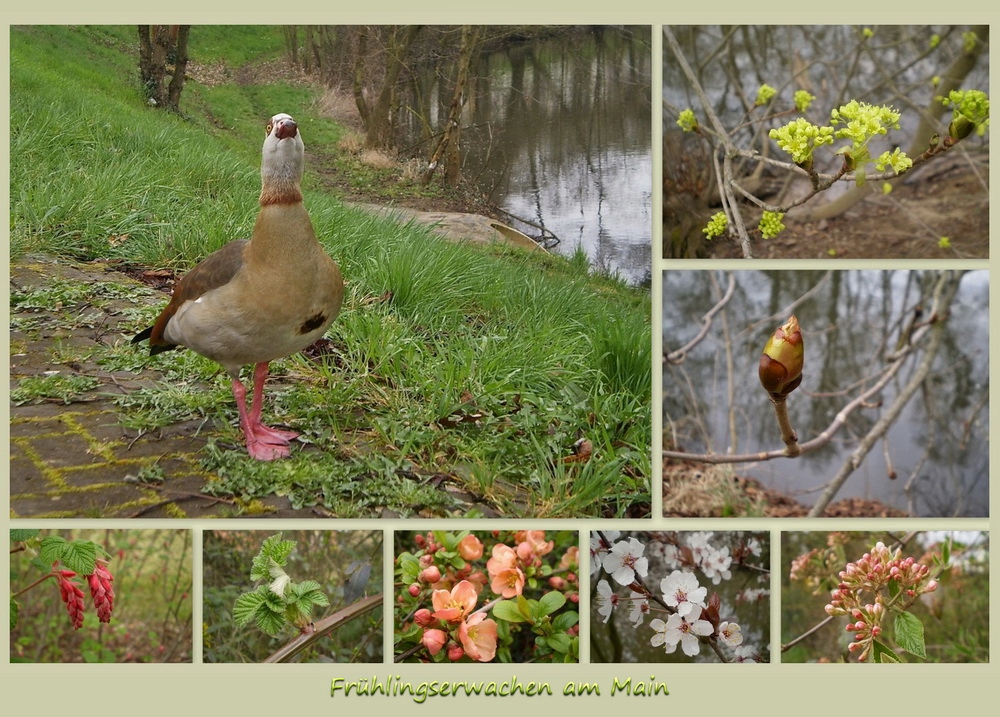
xmin=10 ymin=25 xmax=651 ymax=518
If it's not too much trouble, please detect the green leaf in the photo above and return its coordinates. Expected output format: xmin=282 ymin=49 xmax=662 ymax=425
xmin=63 ymin=540 xmax=98 ymax=575
xmin=295 ymin=580 xmax=330 ymax=606
xmin=433 ymin=530 xmax=458 ymax=551
xmin=250 ymin=533 xmax=296 ymax=581
xmin=492 ymin=599 xmax=529 ymax=623
xmin=941 ymin=537 xmax=951 ymax=567
xmin=872 ymin=639 xmax=900 ymax=663
xmin=397 ymin=552 xmax=421 ymax=583
xmin=10 ymin=597 xmax=19 ymax=630
xmin=38 ymin=535 xmax=68 ymax=566
xmin=233 ymin=590 xmax=268 ymax=628
xmin=552 ymin=610 xmax=579 ymax=632
xmin=894 ymin=611 xmax=927 ymax=658
xmin=9 ymin=529 xmax=39 ymax=542
xmin=516 ymin=594 xmax=534 ymax=622
xmin=255 ymin=605 xmax=287 ymax=637
xmin=41 ymin=538 xmax=97 ymax=575
xmin=538 ymin=590 xmax=566 ymax=617
xmin=546 ymin=632 xmax=573 ymax=653
xmin=287 ymin=580 xmax=330 ymax=621
xmin=887 ymin=578 xmax=901 ymax=600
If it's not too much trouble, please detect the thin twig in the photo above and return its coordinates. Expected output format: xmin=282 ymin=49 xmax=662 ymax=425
xmin=665 ymin=272 xmax=736 ymax=364
xmin=808 ymin=272 xmax=961 ymax=517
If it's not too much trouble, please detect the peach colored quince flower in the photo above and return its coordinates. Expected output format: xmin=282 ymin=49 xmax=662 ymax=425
xmin=458 ymin=534 xmax=484 ymax=561
xmin=431 ymin=580 xmax=478 ymax=623
xmin=459 ymin=613 xmax=498 ymax=662
xmin=486 ymin=543 xmax=518 ymax=575
xmin=559 ymin=546 xmax=580 ymax=571
xmin=490 ymin=565 xmax=525 ymax=598
xmin=516 ymin=530 xmax=554 ymax=560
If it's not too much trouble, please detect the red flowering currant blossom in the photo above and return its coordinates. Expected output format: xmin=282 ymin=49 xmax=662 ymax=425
xmin=87 ymin=559 xmax=115 ymax=623
xmin=56 ymin=569 xmax=86 ymax=630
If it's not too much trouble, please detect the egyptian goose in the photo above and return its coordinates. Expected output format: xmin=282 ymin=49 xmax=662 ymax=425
xmin=133 ymin=112 xmax=344 ymax=460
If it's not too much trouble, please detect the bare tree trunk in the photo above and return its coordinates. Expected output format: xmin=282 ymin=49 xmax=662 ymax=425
xmin=283 ymin=26 xmax=299 ymax=69
xmin=363 ymin=25 xmax=422 ymax=150
xmin=352 ymin=27 xmax=370 ymax=128
xmin=137 ymin=25 xmax=189 ymax=111
xmin=165 ymin=26 xmax=190 ymax=112
xmin=421 ymin=25 xmax=481 ymax=185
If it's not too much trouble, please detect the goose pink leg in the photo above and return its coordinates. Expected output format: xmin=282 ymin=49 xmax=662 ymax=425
xmin=230 ymin=362 xmax=299 ymax=460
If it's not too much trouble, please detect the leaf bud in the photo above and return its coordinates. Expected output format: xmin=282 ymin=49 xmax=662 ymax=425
xmin=759 ymin=315 xmax=804 ymax=399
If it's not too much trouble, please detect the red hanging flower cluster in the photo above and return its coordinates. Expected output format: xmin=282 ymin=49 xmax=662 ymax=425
xmin=56 ymin=568 xmax=86 ymax=630
xmin=87 ymin=559 xmax=116 ymax=623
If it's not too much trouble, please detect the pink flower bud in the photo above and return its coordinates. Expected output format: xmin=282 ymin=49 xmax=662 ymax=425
xmin=421 ymin=629 xmax=448 ymax=656
xmin=408 ymin=583 xmax=421 ymax=597
xmin=447 ymin=644 xmax=465 ymax=661
xmin=419 ymin=566 xmax=442 ymax=583
xmin=414 ymin=609 xmax=435 ymax=627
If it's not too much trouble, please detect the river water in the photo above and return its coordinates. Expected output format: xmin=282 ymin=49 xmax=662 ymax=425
xmin=398 ymin=27 xmax=653 ymax=285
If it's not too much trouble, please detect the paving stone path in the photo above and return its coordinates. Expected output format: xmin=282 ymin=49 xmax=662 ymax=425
xmin=8 ymin=257 xmax=286 ymax=518
xmin=9 ymin=207 xmax=531 ymax=519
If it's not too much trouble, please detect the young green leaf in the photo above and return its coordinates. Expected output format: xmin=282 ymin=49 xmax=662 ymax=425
xmin=492 ymin=599 xmax=529 ymax=623
xmin=268 ymin=570 xmax=291 ymax=598
xmin=517 ymin=594 xmax=534 ymax=622
xmin=545 ymin=632 xmax=573 ymax=653
xmin=538 ymin=590 xmax=566 ymax=617
xmin=9 ymin=529 xmax=39 ymax=542
xmin=552 ymin=610 xmax=579 ymax=632
xmin=233 ymin=590 xmax=269 ymax=628
xmin=872 ymin=639 xmax=900 ymax=663
xmin=893 ymin=610 xmax=927 ymax=658
xmin=40 ymin=537 xmax=97 ymax=575
xmin=250 ymin=533 xmax=296 ymax=581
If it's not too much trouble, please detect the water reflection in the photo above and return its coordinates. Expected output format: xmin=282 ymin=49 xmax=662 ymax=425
xmin=663 ymin=270 xmax=989 ymax=517
xmin=399 ymin=27 xmax=653 ymax=285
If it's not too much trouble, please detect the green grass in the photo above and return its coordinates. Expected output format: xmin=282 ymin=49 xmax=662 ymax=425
xmin=10 ymin=25 xmax=651 ymax=518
